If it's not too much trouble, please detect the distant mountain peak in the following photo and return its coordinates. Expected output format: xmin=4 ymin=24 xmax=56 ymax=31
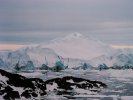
xmin=63 ymin=32 xmax=84 ymax=40
xmin=41 ymin=32 xmax=113 ymax=60
xmin=67 ymin=32 xmax=83 ymax=38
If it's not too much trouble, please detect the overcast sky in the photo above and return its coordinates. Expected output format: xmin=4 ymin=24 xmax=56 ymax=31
xmin=0 ymin=0 xmax=133 ymax=45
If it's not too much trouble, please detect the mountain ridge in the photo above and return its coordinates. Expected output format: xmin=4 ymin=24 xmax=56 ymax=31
xmin=0 ymin=33 xmax=133 ymax=69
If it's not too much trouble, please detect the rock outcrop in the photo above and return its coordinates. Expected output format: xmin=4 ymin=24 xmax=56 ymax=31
xmin=0 ymin=69 xmax=107 ymax=100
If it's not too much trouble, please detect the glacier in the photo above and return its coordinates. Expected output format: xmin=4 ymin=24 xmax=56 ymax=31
xmin=0 ymin=32 xmax=133 ymax=70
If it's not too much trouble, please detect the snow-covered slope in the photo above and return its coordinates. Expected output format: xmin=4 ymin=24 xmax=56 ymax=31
xmin=41 ymin=32 xmax=113 ymax=60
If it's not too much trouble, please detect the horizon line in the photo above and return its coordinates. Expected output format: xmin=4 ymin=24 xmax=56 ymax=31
xmin=1 ymin=43 xmax=133 ymax=51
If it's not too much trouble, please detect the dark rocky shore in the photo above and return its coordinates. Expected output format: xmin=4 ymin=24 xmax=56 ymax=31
xmin=0 ymin=69 xmax=107 ymax=100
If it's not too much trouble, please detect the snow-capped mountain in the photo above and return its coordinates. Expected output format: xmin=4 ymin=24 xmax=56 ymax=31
xmin=0 ymin=32 xmax=133 ymax=69
xmin=41 ymin=32 xmax=113 ymax=60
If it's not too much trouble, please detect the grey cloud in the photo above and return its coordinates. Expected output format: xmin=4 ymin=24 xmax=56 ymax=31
xmin=0 ymin=0 xmax=133 ymax=45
